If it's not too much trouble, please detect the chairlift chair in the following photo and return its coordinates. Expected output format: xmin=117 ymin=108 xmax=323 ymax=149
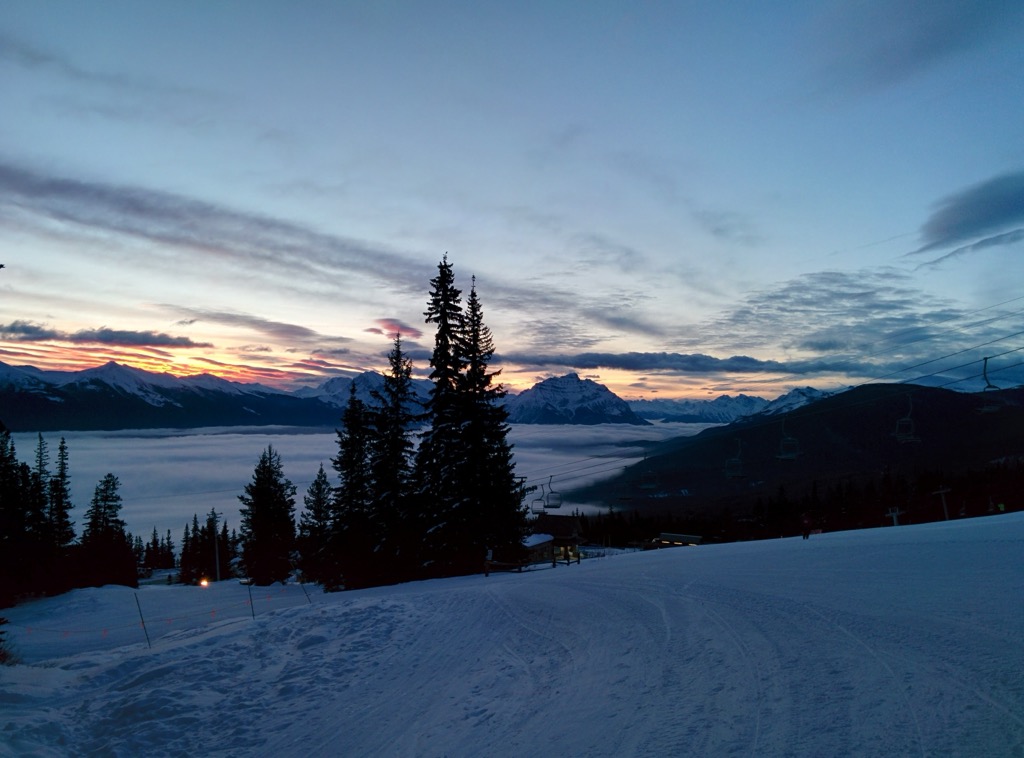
xmin=545 ymin=475 xmax=562 ymax=509
xmin=725 ymin=440 xmax=745 ymax=479
xmin=531 ymin=483 xmax=547 ymax=515
xmin=893 ymin=395 xmax=920 ymax=444
xmin=775 ymin=419 xmax=801 ymax=461
xmin=979 ymin=357 xmax=1002 ymax=414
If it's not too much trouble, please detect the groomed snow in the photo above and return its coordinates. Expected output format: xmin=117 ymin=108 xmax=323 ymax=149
xmin=3 ymin=514 xmax=1023 ymax=756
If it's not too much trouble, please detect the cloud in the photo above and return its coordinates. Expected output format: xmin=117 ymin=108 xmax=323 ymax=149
xmin=160 ymin=306 xmax=340 ymax=345
xmin=364 ymin=318 xmax=424 ymax=340
xmin=910 ymin=170 xmax=1024 ymax=262
xmin=0 ymin=320 xmax=64 ymax=341
xmin=499 ymin=351 xmax=789 ymax=374
xmin=0 ymin=30 xmax=212 ymax=99
xmin=809 ymin=0 xmax=1024 ymax=91
xmin=691 ymin=209 xmax=762 ymax=246
xmin=695 ymin=269 xmax=958 ymax=355
xmin=0 ymin=320 xmax=211 ymax=347
xmin=69 ymin=327 xmax=212 ymax=348
xmin=1 ymin=161 xmax=676 ymax=349
xmin=0 ymin=161 xmax=436 ymax=299
xmin=310 ymin=347 xmax=354 ymax=358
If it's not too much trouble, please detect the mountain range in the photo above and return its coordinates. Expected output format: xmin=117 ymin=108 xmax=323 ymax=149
xmin=1 ymin=360 xmax=820 ymax=432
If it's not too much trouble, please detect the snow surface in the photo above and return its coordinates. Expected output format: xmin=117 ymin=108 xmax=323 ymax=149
xmin=3 ymin=514 xmax=1023 ymax=756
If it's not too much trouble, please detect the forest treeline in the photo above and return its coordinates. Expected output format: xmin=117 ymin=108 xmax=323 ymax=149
xmin=0 ymin=257 xmax=529 ymax=604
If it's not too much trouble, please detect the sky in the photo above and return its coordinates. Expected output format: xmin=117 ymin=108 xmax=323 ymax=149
xmin=1 ymin=0 xmax=1023 ymax=400
xmin=3 ymin=513 xmax=1023 ymax=754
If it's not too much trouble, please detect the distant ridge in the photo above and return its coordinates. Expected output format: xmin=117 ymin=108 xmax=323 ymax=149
xmin=0 ymin=360 xmax=832 ymax=432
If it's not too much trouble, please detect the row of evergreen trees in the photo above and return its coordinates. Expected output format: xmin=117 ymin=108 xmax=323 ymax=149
xmin=239 ymin=257 xmax=530 ymax=588
xmin=0 ymin=431 xmax=141 ymax=606
xmin=0 ymin=257 xmax=530 ymax=600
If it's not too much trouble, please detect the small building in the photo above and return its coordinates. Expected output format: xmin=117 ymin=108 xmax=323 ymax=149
xmin=529 ymin=514 xmax=584 ymax=566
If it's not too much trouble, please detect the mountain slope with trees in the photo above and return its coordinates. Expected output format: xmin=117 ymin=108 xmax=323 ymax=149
xmin=571 ymin=383 xmax=1024 ymax=542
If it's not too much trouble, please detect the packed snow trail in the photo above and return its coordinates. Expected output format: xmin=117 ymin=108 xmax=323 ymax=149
xmin=2 ymin=514 xmax=1023 ymax=756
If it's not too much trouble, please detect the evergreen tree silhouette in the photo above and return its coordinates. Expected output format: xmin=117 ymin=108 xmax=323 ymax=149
xmin=297 ymin=463 xmax=334 ymax=584
xmin=238 ymin=446 xmax=296 ymax=585
xmin=79 ymin=473 xmax=136 ymax=588
xmin=369 ymin=332 xmax=421 ymax=580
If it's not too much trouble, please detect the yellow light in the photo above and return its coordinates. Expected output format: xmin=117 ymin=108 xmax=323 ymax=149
xmin=199 ymin=578 xmax=209 ymax=587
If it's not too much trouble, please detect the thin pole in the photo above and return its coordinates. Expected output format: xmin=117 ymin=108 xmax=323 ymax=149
xmin=211 ymin=509 xmax=221 ymax=582
xmin=134 ymin=593 xmax=151 ymax=649
xmin=247 ymin=583 xmax=255 ymax=619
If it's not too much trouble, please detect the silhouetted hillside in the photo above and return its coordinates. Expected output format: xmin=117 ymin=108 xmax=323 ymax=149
xmin=571 ymin=384 xmax=1024 ymax=537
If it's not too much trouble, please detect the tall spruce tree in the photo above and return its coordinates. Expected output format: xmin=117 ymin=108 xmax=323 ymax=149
xmin=238 ymin=446 xmax=296 ymax=585
xmin=82 ymin=473 xmax=127 ymax=542
xmin=297 ymin=463 xmax=334 ymax=584
xmin=47 ymin=437 xmax=74 ymax=549
xmin=459 ymin=278 xmax=528 ymax=565
xmin=79 ymin=473 xmax=137 ymax=588
xmin=415 ymin=255 xmax=468 ymax=572
xmin=369 ymin=332 xmax=420 ymax=579
xmin=26 ymin=435 xmax=49 ymax=539
xmin=415 ymin=260 xmax=527 ymax=574
xmin=330 ymin=384 xmax=376 ymax=588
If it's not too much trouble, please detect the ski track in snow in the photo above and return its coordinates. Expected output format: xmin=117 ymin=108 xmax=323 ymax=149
xmin=2 ymin=514 xmax=1024 ymax=756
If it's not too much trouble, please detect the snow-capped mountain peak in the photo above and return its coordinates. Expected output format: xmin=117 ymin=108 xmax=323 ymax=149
xmin=506 ymin=373 xmax=650 ymax=425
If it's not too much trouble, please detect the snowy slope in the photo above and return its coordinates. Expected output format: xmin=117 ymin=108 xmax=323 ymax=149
xmin=3 ymin=513 xmax=1023 ymax=756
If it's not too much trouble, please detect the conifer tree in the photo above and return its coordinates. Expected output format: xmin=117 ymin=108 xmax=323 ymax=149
xmin=26 ymin=435 xmax=49 ymax=539
xmin=238 ymin=446 xmax=296 ymax=585
xmin=297 ymin=463 xmax=334 ymax=583
xmin=458 ymin=278 xmax=528 ymax=565
xmin=164 ymin=529 xmax=176 ymax=568
xmin=82 ymin=473 xmax=127 ymax=542
xmin=0 ymin=426 xmax=23 ymax=605
xmin=181 ymin=522 xmax=192 ymax=582
xmin=330 ymin=384 xmax=376 ymax=588
xmin=145 ymin=527 xmax=161 ymax=571
xmin=47 ymin=437 xmax=74 ymax=549
xmin=415 ymin=255 xmax=468 ymax=571
xmin=79 ymin=473 xmax=137 ymax=588
xmin=369 ymin=332 xmax=420 ymax=578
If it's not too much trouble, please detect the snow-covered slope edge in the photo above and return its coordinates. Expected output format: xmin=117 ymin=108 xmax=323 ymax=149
xmin=2 ymin=513 xmax=1022 ymax=756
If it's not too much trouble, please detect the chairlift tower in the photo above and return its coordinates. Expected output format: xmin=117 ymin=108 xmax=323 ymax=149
xmin=886 ymin=506 xmax=906 ymax=526
xmin=932 ymin=486 xmax=951 ymax=521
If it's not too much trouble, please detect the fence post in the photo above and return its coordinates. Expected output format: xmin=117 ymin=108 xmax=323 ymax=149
xmin=134 ymin=593 xmax=152 ymax=649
